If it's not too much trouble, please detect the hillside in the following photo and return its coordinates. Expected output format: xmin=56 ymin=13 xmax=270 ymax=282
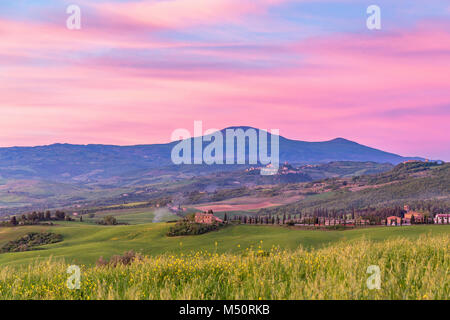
xmin=0 ymin=161 xmax=394 ymax=214
xmin=0 ymin=127 xmax=422 ymax=184
xmin=259 ymin=162 xmax=450 ymax=215
xmin=0 ymin=125 xmax=425 ymax=213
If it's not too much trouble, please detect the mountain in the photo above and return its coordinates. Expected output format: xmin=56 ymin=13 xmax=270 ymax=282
xmin=0 ymin=126 xmax=423 ymax=182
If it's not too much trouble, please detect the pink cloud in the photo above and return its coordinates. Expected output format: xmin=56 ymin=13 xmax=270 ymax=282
xmin=0 ymin=14 xmax=449 ymax=159
xmin=92 ymin=0 xmax=287 ymax=29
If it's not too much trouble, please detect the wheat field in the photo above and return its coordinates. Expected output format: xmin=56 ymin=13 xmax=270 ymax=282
xmin=0 ymin=234 xmax=448 ymax=300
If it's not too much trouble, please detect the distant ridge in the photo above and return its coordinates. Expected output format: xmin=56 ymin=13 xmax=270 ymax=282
xmin=0 ymin=126 xmax=424 ymax=182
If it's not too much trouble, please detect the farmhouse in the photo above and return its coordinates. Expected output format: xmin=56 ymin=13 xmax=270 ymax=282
xmin=195 ymin=211 xmax=223 ymax=224
xmin=402 ymin=205 xmax=426 ymax=224
xmin=386 ymin=216 xmax=402 ymax=226
xmin=404 ymin=212 xmax=424 ymax=223
xmin=434 ymin=214 xmax=450 ymax=224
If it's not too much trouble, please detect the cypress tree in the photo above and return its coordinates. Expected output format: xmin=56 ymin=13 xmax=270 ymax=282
xmin=10 ymin=216 xmax=17 ymax=226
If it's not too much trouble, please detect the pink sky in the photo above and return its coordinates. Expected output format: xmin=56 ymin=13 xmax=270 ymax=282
xmin=0 ymin=1 xmax=449 ymax=160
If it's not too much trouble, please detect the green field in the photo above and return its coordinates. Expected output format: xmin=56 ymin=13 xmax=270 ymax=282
xmin=90 ymin=207 xmax=179 ymax=225
xmin=0 ymin=234 xmax=447 ymax=299
xmin=1 ymin=221 xmax=449 ymax=267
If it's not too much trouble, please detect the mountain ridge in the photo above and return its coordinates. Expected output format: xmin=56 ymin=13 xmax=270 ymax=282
xmin=0 ymin=126 xmax=424 ymax=183
xmin=0 ymin=125 xmax=420 ymax=150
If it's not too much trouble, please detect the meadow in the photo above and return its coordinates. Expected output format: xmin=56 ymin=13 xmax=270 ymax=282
xmin=0 ymin=234 xmax=447 ymax=300
xmin=0 ymin=221 xmax=449 ymax=266
xmin=91 ymin=207 xmax=178 ymax=225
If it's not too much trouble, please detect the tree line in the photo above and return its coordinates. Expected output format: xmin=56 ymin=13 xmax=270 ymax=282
xmin=2 ymin=210 xmax=72 ymax=227
xmin=237 ymin=202 xmax=449 ymax=226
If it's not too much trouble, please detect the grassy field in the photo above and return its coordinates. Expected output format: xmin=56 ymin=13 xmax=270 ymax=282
xmin=90 ymin=207 xmax=179 ymax=225
xmin=0 ymin=234 xmax=447 ymax=299
xmin=0 ymin=222 xmax=449 ymax=267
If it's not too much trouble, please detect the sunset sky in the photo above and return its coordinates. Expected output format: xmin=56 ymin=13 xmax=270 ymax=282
xmin=0 ymin=0 xmax=449 ymax=160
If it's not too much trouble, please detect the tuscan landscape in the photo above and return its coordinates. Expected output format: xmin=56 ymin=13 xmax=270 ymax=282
xmin=0 ymin=148 xmax=449 ymax=299
xmin=0 ymin=1 xmax=449 ymax=303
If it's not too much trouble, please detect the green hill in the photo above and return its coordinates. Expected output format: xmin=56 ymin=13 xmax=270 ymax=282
xmin=0 ymin=222 xmax=448 ymax=267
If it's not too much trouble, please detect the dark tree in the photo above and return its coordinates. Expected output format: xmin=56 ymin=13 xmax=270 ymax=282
xmin=10 ymin=216 xmax=18 ymax=226
xmin=55 ymin=211 xmax=66 ymax=220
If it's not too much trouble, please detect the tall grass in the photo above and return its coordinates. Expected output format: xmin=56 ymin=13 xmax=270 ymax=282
xmin=0 ymin=235 xmax=448 ymax=300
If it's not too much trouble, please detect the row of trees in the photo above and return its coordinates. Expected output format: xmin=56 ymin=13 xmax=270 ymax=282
xmin=259 ymin=200 xmax=449 ymax=225
xmin=6 ymin=210 xmax=70 ymax=226
xmin=231 ymin=204 xmax=446 ymax=226
xmin=231 ymin=213 xmax=364 ymax=226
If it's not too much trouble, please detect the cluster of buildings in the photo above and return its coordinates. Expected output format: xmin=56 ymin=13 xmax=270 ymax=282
xmin=434 ymin=214 xmax=450 ymax=224
xmin=385 ymin=205 xmax=449 ymax=226
xmin=194 ymin=211 xmax=223 ymax=224
xmin=244 ymin=162 xmax=302 ymax=175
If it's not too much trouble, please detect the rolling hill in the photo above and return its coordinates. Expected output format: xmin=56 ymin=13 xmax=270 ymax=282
xmin=0 ymin=222 xmax=448 ymax=267
xmin=0 ymin=126 xmax=423 ymax=183
xmin=258 ymin=162 xmax=450 ymax=215
xmin=0 ymin=127 xmax=427 ymax=213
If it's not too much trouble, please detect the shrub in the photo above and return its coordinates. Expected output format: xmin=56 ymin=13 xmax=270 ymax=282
xmin=325 ymin=225 xmax=350 ymax=231
xmin=166 ymin=221 xmax=223 ymax=236
xmin=0 ymin=232 xmax=63 ymax=253
xmin=96 ymin=250 xmax=141 ymax=267
xmin=97 ymin=215 xmax=118 ymax=225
